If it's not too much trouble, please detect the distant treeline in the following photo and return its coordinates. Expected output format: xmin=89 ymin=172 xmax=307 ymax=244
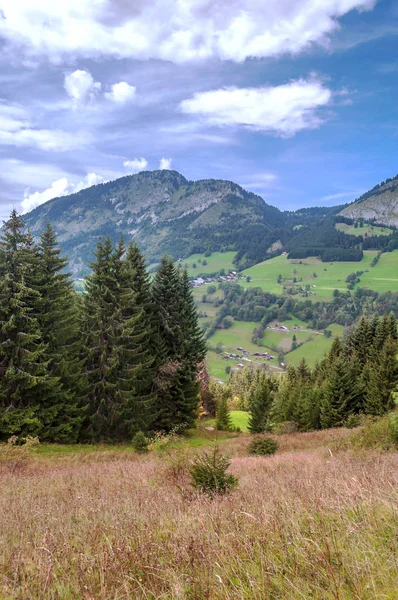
xmin=204 ymin=283 xmax=398 ymax=335
xmin=288 ymin=247 xmax=363 ymax=261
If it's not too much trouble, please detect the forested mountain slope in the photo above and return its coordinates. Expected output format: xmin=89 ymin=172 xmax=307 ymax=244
xmin=23 ymin=170 xmax=284 ymax=275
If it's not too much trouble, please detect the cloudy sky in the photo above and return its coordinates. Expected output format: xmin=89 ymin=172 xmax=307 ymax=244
xmin=0 ymin=0 xmax=397 ymax=220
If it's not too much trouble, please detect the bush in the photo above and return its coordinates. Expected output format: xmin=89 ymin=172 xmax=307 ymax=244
xmin=272 ymin=421 xmax=298 ymax=435
xmin=348 ymin=413 xmax=398 ymax=451
xmin=132 ymin=431 xmax=149 ymax=453
xmin=190 ymin=445 xmax=238 ymax=497
xmin=248 ymin=436 xmax=278 ymax=456
xmin=0 ymin=435 xmax=39 ymax=474
xmin=345 ymin=414 xmax=362 ymax=429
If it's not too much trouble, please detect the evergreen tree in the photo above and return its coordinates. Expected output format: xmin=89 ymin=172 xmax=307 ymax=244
xmin=387 ymin=312 xmax=398 ymax=340
xmin=320 ymin=357 xmax=353 ymax=428
xmin=248 ymin=377 xmax=271 ymax=433
xmin=296 ymin=357 xmax=311 ymax=382
xmin=0 ymin=211 xmax=60 ymax=440
xmin=82 ymin=237 xmax=121 ymax=440
xmin=364 ymin=337 xmax=398 ymax=415
xmin=116 ymin=243 xmax=157 ymax=435
xmin=216 ymin=393 xmax=232 ymax=431
xmin=151 ymin=256 xmax=203 ymax=430
xmin=34 ymin=224 xmax=84 ymax=440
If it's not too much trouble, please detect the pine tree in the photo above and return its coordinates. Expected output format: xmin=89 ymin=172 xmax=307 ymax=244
xmin=387 ymin=312 xmax=398 ymax=341
xmin=364 ymin=337 xmax=398 ymax=415
xmin=82 ymin=237 xmax=121 ymax=440
xmin=151 ymin=256 xmax=201 ymax=430
xmin=248 ymin=377 xmax=271 ymax=434
xmin=0 ymin=211 xmax=60 ymax=440
xmin=216 ymin=392 xmax=232 ymax=431
xmin=347 ymin=317 xmax=373 ymax=366
xmin=33 ymin=224 xmax=84 ymax=441
xmin=179 ymin=266 xmax=207 ymax=368
xmin=374 ymin=315 xmax=390 ymax=351
xmin=296 ymin=358 xmax=311 ymax=382
xmin=320 ymin=356 xmax=353 ymax=428
xmin=116 ymin=243 xmax=157 ymax=436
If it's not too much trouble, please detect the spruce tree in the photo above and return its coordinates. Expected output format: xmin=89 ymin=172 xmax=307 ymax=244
xmin=364 ymin=337 xmax=398 ymax=415
xmin=82 ymin=237 xmax=121 ymax=440
xmin=0 ymin=211 xmax=60 ymax=440
xmin=216 ymin=393 xmax=232 ymax=431
xmin=116 ymin=243 xmax=157 ymax=435
xmin=320 ymin=356 xmax=353 ymax=428
xmin=151 ymin=256 xmax=202 ymax=430
xmin=248 ymin=378 xmax=271 ymax=434
xmin=34 ymin=224 xmax=84 ymax=441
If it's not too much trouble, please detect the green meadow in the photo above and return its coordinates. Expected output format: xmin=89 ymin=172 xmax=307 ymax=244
xmin=241 ymin=251 xmax=398 ymax=300
xmin=335 ymin=222 xmax=393 ymax=236
xmin=285 ymin=334 xmax=335 ymax=367
xmin=205 ymin=318 xmax=342 ymax=379
xmin=180 ymin=251 xmax=236 ymax=276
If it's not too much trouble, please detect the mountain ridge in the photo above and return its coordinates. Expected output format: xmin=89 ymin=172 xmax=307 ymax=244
xmin=24 ymin=169 xmax=284 ymax=275
xmin=340 ymin=174 xmax=398 ymax=226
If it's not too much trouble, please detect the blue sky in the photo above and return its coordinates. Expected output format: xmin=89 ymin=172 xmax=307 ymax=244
xmin=0 ymin=0 xmax=397 ymax=220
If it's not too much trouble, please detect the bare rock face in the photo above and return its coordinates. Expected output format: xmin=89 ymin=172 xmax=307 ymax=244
xmin=23 ymin=169 xmax=283 ymax=275
xmin=340 ymin=175 xmax=398 ymax=227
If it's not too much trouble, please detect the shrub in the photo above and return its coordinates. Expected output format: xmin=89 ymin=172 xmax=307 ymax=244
xmin=0 ymin=435 xmax=39 ymax=474
xmin=272 ymin=421 xmax=298 ymax=435
xmin=190 ymin=445 xmax=238 ymax=497
xmin=149 ymin=424 xmax=186 ymax=452
xmin=345 ymin=414 xmax=362 ymax=429
xmin=132 ymin=431 xmax=149 ymax=453
xmin=249 ymin=436 xmax=279 ymax=456
xmin=348 ymin=413 xmax=398 ymax=451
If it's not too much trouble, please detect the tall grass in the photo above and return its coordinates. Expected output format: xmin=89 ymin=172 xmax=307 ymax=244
xmin=1 ymin=432 xmax=398 ymax=598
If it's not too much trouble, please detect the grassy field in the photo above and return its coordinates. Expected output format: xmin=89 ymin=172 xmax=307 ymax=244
xmin=285 ymin=334 xmax=335 ymax=367
xmin=205 ymin=318 xmax=338 ymax=377
xmin=357 ymin=251 xmax=398 ymax=293
xmin=180 ymin=251 xmax=236 ymax=276
xmin=205 ymin=410 xmax=250 ymax=432
xmin=336 ymin=222 xmax=393 ymax=236
xmin=241 ymin=251 xmax=398 ymax=299
xmin=2 ymin=428 xmax=398 ymax=598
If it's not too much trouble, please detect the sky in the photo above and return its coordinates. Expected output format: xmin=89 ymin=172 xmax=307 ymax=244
xmin=0 ymin=0 xmax=398 ymax=221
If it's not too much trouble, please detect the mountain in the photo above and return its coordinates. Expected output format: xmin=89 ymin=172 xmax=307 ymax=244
xmin=340 ymin=174 xmax=398 ymax=226
xmin=24 ymin=170 xmax=284 ymax=275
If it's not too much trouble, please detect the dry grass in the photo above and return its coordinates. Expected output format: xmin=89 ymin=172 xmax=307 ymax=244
xmin=1 ymin=432 xmax=398 ymax=599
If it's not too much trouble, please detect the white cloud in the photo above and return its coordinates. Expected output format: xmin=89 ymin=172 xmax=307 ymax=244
xmin=106 ymin=82 xmax=136 ymax=103
xmin=0 ymin=0 xmax=376 ymax=63
xmin=0 ymin=101 xmax=91 ymax=150
xmin=0 ymin=159 xmax=69 ymax=187
xmin=64 ymin=69 xmax=101 ymax=105
xmin=241 ymin=173 xmax=279 ymax=189
xmin=21 ymin=172 xmax=105 ymax=213
xmin=123 ymin=158 xmax=148 ymax=173
xmin=159 ymin=157 xmax=172 ymax=170
xmin=180 ymin=78 xmax=332 ymax=137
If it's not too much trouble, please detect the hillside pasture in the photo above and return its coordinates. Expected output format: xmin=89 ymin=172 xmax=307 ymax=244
xmin=205 ymin=319 xmax=328 ymax=378
xmin=180 ymin=251 xmax=236 ymax=276
xmin=284 ymin=334 xmax=335 ymax=367
xmin=357 ymin=250 xmax=398 ymax=293
xmin=336 ymin=222 xmax=393 ymax=236
xmin=241 ymin=251 xmax=395 ymax=300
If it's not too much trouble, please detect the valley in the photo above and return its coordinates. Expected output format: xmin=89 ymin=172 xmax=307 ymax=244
xmin=187 ymin=249 xmax=398 ymax=380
